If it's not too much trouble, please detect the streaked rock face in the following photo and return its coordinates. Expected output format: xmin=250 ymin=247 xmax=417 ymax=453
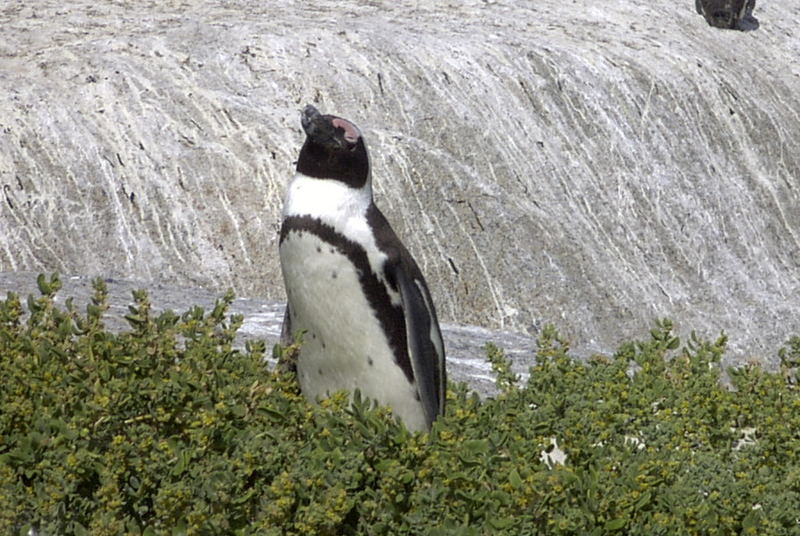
xmin=1 ymin=1 xmax=798 ymax=362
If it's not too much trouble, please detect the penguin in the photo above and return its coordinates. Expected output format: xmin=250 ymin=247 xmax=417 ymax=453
xmin=695 ymin=0 xmax=753 ymax=29
xmin=278 ymin=105 xmax=446 ymax=432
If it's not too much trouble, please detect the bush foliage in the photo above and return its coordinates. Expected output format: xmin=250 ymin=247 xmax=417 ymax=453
xmin=1 ymin=274 xmax=799 ymax=535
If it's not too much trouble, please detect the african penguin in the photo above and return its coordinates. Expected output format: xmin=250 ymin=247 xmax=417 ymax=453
xmin=279 ymin=105 xmax=446 ymax=432
xmin=695 ymin=0 xmax=754 ymax=29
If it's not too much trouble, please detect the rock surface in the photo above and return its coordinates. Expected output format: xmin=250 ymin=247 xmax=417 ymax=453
xmin=1 ymin=0 xmax=798 ymax=362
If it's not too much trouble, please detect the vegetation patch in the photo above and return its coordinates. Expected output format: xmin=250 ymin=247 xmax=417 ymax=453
xmin=1 ymin=274 xmax=799 ymax=535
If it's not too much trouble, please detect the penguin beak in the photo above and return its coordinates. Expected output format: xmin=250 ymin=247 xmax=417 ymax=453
xmin=301 ymin=104 xmax=357 ymax=150
xmin=301 ymin=105 xmax=323 ymax=136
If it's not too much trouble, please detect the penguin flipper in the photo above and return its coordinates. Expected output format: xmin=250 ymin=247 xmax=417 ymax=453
xmin=277 ymin=303 xmax=299 ymax=375
xmin=390 ymin=258 xmax=446 ymax=429
xmin=280 ymin=303 xmax=293 ymax=346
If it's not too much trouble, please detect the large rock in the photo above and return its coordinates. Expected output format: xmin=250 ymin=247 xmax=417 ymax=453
xmin=1 ymin=0 xmax=798 ymax=362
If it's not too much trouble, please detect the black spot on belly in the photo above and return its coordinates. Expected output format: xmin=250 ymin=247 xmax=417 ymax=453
xmin=316 ymin=246 xmax=322 ymax=253
xmin=311 ymin=333 xmax=316 ymax=340
xmin=321 ymin=342 xmax=327 ymax=349
xmin=414 ymin=391 xmax=421 ymax=402
xmin=318 ymin=368 xmax=323 ymax=376
xmin=331 ymin=271 xmax=338 ymax=279
xmin=367 ymin=356 xmax=374 ymax=366
xmin=329 ymin=247 xmax=335 ymax=254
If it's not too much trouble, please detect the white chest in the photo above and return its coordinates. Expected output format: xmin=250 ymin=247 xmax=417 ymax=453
xmin=279 ymin=227 xmax=426 ymax=432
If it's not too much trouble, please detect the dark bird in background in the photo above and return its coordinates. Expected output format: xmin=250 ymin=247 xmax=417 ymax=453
xmin=696 ymin=0 xmax=756 ymax=29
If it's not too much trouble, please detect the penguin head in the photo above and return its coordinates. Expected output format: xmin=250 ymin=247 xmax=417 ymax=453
xmin=296 ymin=105 xmax=370 ymax=189
xmin=699 ymin=0 xmax=745 ymax=28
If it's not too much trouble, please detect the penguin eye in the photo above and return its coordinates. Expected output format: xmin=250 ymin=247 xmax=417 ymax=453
xmin=334 ymin=129 xmax=358 ymax=152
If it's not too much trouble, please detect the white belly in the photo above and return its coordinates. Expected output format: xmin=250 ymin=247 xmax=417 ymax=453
xmin=279 ymin=231 xmax=427 ymax=431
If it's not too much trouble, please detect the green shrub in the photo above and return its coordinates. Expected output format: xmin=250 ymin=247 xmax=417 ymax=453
xmin=1 ymin=275 xmax=799 ymax=535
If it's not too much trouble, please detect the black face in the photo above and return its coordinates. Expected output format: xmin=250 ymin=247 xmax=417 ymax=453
xmin=296 ymin=105 xmax=370 ymax=189
xmin=699 ymin=0 xmax=746 ymax=28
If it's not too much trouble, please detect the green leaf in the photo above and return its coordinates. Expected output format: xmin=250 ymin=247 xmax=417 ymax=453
xmin=604 ymin=518 xmax=626 ymax=531
xmin=172 ymin=519 xmax=188 ymax=536
xmin=463 ymin=439 xmax=489 ymax=455
xmin=172 ymin=449 xmax=191 ymax=476
xmin=489 ymin=516 xmax=515 ymax=529
xmin=508 ymin=468 xmax=523 ymax=489
xmin=36 ymin=273 xmax=49 ymax=295
xmin=71 ymin=521 xmax=90 ymax=536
